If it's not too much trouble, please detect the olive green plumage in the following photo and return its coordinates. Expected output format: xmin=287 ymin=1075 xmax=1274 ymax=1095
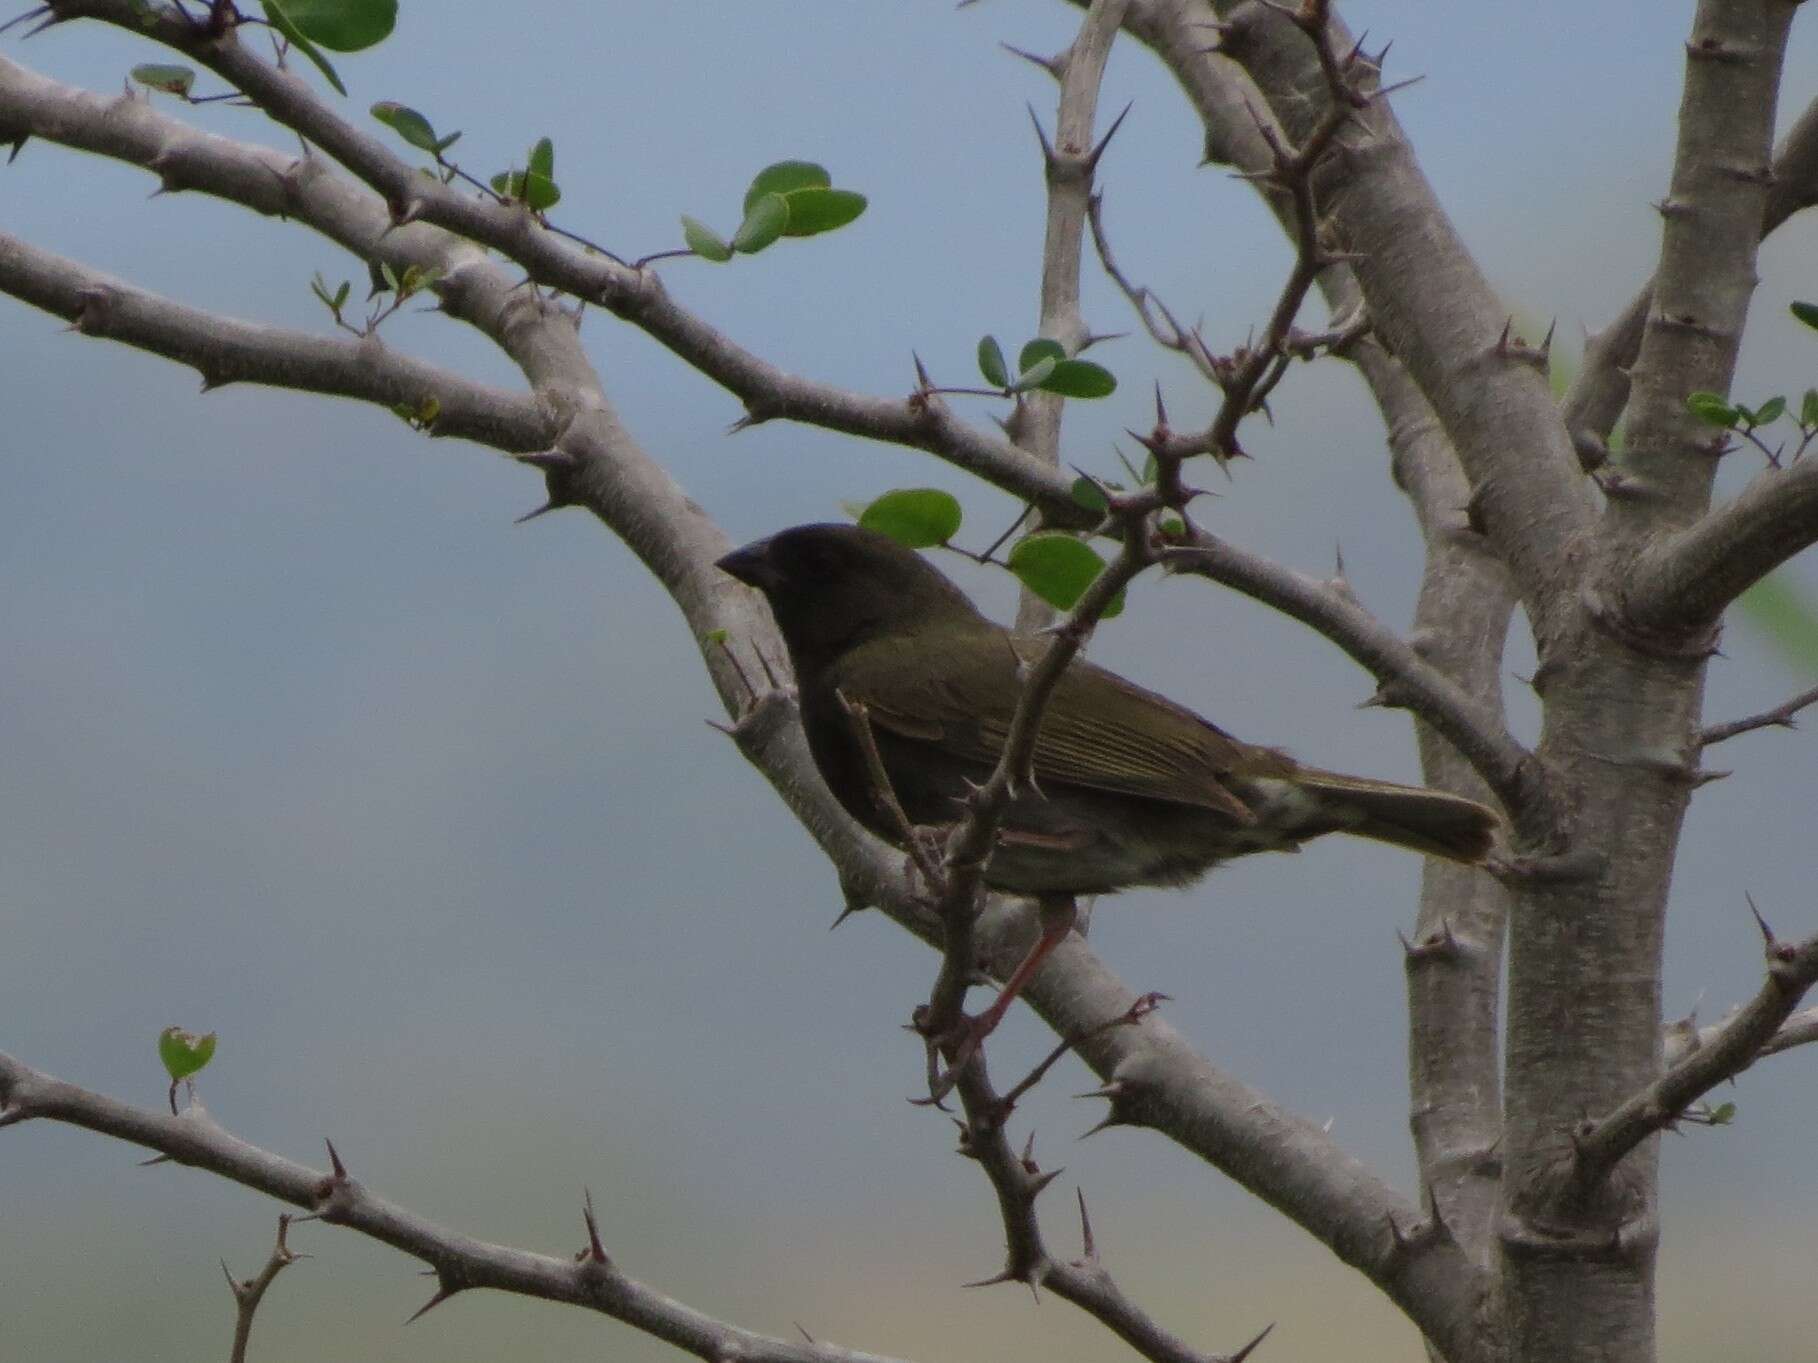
xmin=718 ymin=523 xmax=1498 ymax=896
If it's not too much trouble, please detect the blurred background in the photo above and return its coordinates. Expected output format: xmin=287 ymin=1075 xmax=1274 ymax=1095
xmin=4 ymin=3 xmax=1817 ymax=1359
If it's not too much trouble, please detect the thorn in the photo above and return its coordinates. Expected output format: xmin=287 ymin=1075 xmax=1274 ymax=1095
xmin=325 ymin=1138 xmax=347 ymax=1180
xmin=1076 ymin=1187 xmax=1097 ymax=1261
xmin=1153 ymin=380 xmax=1169 ymax=431
xmin=1028 ymin=1166 xmax=1066 ymax=1198
xmin=962 ymin=1267 xmax=1025 ymax=1290
xmin=1020 ymin=1130 xmax=1038 ymax=1168
xmin=795 ymin=1322 xmax=816 ymax=1345
xmin=1230 ymin=1321 xmax=1276 ymax=1363
xmin=1086 ymin=101 xmax=1134 ymax=173
xmin=1074 ymin=1079 xmax=1126 ymax=1102
xmin=911 ymin=350 xmax=933 ymax=392
xmin=1000 ymin=41 xmax=1065 ymax=80
xmin=404 ymin=1285 xmax=457 ymax=1324
xmin=828 ymin=901 xmax=865 ymax=931
xmin=580 ymin=1187 xmax=610 ymax=1264
xmin=1026 ymin=103 xmax=1057 ymax=168
xmin=1077 ymin=1109 xmax=1125 ymax=1141
xmin=1745 ymin=892 xmax=1776 ymax=948
xmin=514 ymin=500 xmax=561 ymax=524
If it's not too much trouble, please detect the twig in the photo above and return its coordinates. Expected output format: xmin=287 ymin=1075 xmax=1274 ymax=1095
xmin=1699 ymin=683 xmax=1818 ymax=747
xmin=224 ymin=1216 xmax=305 ymax=1363
xmin=1569 ymin=910 xmax=1818 ymax=1201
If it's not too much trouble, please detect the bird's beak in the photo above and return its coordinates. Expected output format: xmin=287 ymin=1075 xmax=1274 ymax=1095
xmin=716 ymin=537 xmax=781 ymax=591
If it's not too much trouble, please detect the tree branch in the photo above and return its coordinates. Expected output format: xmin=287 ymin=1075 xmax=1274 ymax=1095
xmin=1699 ymin=681 xmax=1818 ymax=746
xmin=1114 ymin=0 xmax=1593 ymax=637
xmin=1622 ymin=453 xmax=1818 ymax=634
xmin=1562 ymin=90 xmax=1818 ymax=450
xmin=1570 ymin=913 xmax=1818 ymax=1200
xmin=0 ymin=231 xmax=549 ymax=450
xmin=224 ymin=1216 xmax=304 ymax=1363
xmin=1158 ymin=535 xmax=1549 ymax=838
xmin=1010 ymin=0 xmax=1129 ymax=634
xmin=0 ymin=1054 xmax=917 ymax=1363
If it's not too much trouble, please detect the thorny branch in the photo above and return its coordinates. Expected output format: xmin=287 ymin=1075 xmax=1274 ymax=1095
xmin=1699 ymin=682 xmax=1818 ymax=747
xmin=1569 ymin=908 xmax=1818 ymax=1202
xmin=224 ymin=1216 xmax=304 ymax=1363
xmin=0 ymin=1052 xmax=914 ymax=1363
xmin=1086 ymin=10 xmax=1391 ymax=464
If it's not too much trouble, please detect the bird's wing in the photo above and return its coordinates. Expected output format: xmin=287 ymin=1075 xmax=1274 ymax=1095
xmin=834 ymin=631 xmax=1289 ymax=822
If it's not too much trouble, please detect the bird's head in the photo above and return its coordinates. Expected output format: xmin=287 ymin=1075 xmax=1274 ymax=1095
xmin=717 ymin=523 xmax=983 ymax=667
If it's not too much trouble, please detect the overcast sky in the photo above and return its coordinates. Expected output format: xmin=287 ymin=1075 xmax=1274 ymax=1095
xmin=5 ymin=4 xmax=1818 ymax=1361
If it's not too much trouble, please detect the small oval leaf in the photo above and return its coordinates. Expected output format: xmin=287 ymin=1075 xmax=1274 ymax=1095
xmin=857 ymin=488 xmax=964 ymax=548
xmin=158 ymin=1026 xmax=218 ymax=1082
xmin=732 ymin=193 xmax=789 ymax=254
xmin=743 ymin=160 xmax=831 ymax=216
xmin=780 ymin=187 xmax=867 ymax=237
xmin=1791 ymin=300 xmax=1818 ymax=331
xmin=371 ymin=101 xmax=440 ymax=152
xmin=1754 ymin=395 xmax=1786 ymax=425
xmin=1018 ymin=338 xmax=1066 ymax=373
xmin=682 ymin=215 xmax=734 ymax=263
xmin=275 ymin=0 xmax=397 ymax=51
xmin=1069 ymin=476 xmax=1109 ymax=513
xmin=1010 ymin=355 xmax=1057 ymax=393
xmin=131 ymin=63 xmax=196 ymax=96
xmin=1008 ymin=533 xmax=1125 ymax=619
xmin=1038 ymin=358 xmax=1117 ymax=399
xmin=977 ymin=335 xmax=1009 ymax=389
xmin=1686 ymin=391 xmax=1738 ymax=428
xmin=527 ymin=136 xmax=555 ymax=180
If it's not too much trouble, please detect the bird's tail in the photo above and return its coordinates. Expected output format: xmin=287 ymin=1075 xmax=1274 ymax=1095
xmin=1296 ymin=769 xmax=1501 ymax=864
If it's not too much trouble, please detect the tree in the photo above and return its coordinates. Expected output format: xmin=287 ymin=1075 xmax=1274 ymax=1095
xmin=3 ymin=2 xmax=1817 ymax=1361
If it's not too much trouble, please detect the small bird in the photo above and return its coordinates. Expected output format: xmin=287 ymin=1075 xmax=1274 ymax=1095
xmin=717 ymin=522 xmax=1499 ymax=1039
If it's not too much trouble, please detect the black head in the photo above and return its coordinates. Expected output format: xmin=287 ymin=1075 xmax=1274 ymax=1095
xmin=717 ymin=523 xmax=982 ymax=669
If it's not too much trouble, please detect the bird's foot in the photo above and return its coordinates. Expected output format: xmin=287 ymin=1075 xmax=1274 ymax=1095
xmin=911 ymin=1010 xmax=996 ymax=1107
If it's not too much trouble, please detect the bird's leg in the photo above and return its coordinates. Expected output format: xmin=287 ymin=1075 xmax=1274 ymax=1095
xmin=934 ymin=895 xmax=1077 ymax=1088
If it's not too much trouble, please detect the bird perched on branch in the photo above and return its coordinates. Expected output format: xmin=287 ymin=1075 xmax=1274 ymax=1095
xmin=717 ymin=522 xmax=1500 ymax=1040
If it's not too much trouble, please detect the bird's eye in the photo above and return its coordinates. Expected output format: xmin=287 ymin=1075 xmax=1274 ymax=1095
xmin=776 ymin=537 xmax=841 ymax=581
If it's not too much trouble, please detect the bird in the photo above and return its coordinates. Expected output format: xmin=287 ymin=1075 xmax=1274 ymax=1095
xmin=717 ymin=522 xmax=1500 ymax=1043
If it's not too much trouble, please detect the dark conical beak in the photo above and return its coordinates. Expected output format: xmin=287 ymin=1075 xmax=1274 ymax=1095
xmin=716 ymin=537 xmax=781 ymax=591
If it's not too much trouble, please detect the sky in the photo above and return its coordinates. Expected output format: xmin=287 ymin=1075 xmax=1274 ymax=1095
xmin=4 ymin=3 xmax=1818 ymax=1361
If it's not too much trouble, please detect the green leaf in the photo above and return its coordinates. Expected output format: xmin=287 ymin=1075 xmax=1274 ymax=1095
xmin=704 ymin=627 xmax=729 ymax=647
xmin=269 ymin=0 xmax=396 ymax=50
xmin=1709 ymin=1101 xmax=1737 ymax=1125
xmin=732 ymin=193 xmax=788 ymax=254
xmin=1801 ymin=388 xmax=1818 ymax=428
xmin=1685 ymin=391 xmax=1738 ymax=428
xmin=520 ymin=170 xmax=560 ymax=212
xmin=779 ymin=187 xmax=866 ymax=237
xmin=432 ymin=131 xmax=462 ymax=155
xmin=1157 ymin=512 xmax=1186 ymax=539
xmin=1754 ymin=395 xmax=1787 ymax=425
xmin=1008 ymin=533 xmax=1125 ymax=619
xmin=260 ymin=0 xmax=347 ymax=95
xmin=743 ymin=160 xmax=830 ymax=217
xmin=1037 ymin=358 xmax=1117 ymax=399
xmin=977 ymin=336 xmax=1009 ymax=389
xmin=1010 ymin=355 xmax=1057 ymax=393
xmin=1018 ymin=338 xmax=1066 ymax=373
xmin=857 ymin=488 xmax=963 ymax=547
xmin=681 ymin=215 xmax=734 ymax=263
xmin=158 ymin=1026 xmax=217 ymax=1082
xmin=527 ymin=136 xmax=554 ymax=180
xmin=1069 ymin=476 xmax=1109 ymax=513
xmin=1792 ymin=300 xmax=1818 ymax=331
xmin=371 ymin=101 xmax=441 ymax=153
xmin=131 ymin=63 xmax=196 ymax=97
